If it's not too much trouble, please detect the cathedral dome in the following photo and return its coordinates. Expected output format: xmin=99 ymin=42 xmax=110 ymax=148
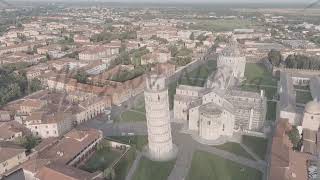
xmin=305 ymin=101 xmax=320 ymax=115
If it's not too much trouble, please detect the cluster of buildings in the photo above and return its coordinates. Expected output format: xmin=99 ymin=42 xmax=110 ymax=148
xmin=173 ymin=38 xmax=267 ymax=144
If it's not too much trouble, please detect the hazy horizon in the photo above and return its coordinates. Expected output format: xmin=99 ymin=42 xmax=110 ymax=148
xmin=9 ymin=0 xmax=317 ymax=4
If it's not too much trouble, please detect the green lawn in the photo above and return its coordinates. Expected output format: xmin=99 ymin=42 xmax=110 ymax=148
xmin=243 ymin=63 xmax=277 ymax=86
xmin=169 ymin=60 xmax=216 ymax=109
xmin=114 ymin=147 xmax=136 ymax=180
xmin=179 ymin=60 xmax=217 ymax=87
xmin=241 ymin=63 xmax=278 ymax=100
xmin=214 ymin=142 xmax=254 ymax=160
xmin=107 ymin=136 xmax=148 ymax=151
xmin=132 ymin=157 xmax=176 ymax=180
xmin=295 ymin=90 xmax=313 ymax=104
xmin=242 ymin=136 xmax=268 ymax=160
xmin=187 ymin=151 xmax=262 ymax=180
xmin=240 ymin=85 xmax=277 ymax=100
xmin=114 ymin=96 xmax=146 ymax=123
xmin=266 ymin=101 xmax=277 ymax=121
xmin=80 ymin=148 xmax=122 ymax=173
xmin=121 ymin=110 xmax=146 ymax=122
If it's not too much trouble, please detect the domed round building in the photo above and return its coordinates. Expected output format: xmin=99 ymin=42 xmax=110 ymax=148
xmin=217 ymin=37 xmax=246 ymax=79
xmin=302 ymin=100 xmax=320 ymax=131
xmin=144 ymin=73 xmax=177 ymax=161
xmin=198 ymin=103 xmax=235 ymax=141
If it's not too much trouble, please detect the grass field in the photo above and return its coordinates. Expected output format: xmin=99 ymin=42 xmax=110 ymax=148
xmin=107 ymin=136 xmax=148 ymax=151
xmin=242 ymin=136 xmax=268 ymax=160
xmin=296 ymin=90 xmax=313 ymax=104
xmin=121 ymin=110 xmax=146 ymax=122
xmin=266 ymin=101 xmax=277 ymax=121
xmin=169 ymin=60 xmax=216 ymax=109
xmin=214 ymin=142 xmax=254 ymax=160
xmin=80 ymin=148 xmax=122 ymax=173
xmin=187 ymin=151 xmax=262 ymax=180
xmin=243 ymin=63 xmax=277 ymax=86
xmin=179 ymin=60 xmax=217 ymax=87
xmin=132 ymin=157 xmax=176 ymax=180
xmin=241 ymin=63 xmax=278 ymax=99
xmin=114 ymin=96 xmax=146 ymax=123
xmin=114 ymin=147 xmax=136 ymax=180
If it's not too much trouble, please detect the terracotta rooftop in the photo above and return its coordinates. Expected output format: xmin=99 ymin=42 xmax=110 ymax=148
xmin=35 ymin=163 xmax=98 ymax=180
xmin=0 ymin=147 xmax=25 ymax=163
xmin=269 ymin=119 xmax=310 ymax=180
xmin=38 ymin=128 xmax=101 ymax=165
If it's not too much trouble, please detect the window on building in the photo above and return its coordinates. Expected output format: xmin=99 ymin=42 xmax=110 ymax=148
xmin=223 ymin=124 xmax=225 ymax=131
xmin=208 ymin=121 xmax=211 ymax=126
xmin=311 ymin=116 xmax=314 ymax=120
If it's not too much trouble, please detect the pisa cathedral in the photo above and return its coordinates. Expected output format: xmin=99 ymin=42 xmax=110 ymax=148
xmin=174 ymin=38 xmax=267 ymax=144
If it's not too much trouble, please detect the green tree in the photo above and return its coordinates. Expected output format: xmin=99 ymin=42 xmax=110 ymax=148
xmin=268 ymin=49 xmax=282 ymax=67
xmin=168 ymin=45 xmax=178 ymax=57
xmin=287 ymin=126 xmax=301 ymax=150
xmin=75 ymin=71 xmax=88 ymax=84
xmin=17 ymin=135 xmax=41 ymax=153
xmin=29 ymin=78 xmax=42 ymax=93
xmin=189 ymin=32 xmax=195 ymax=40
xmin=103 ymin=167 xmax=116 ymax=180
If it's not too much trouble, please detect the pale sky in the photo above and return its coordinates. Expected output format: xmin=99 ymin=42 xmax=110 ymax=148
xmin=15 ymin=0 xmax=315 ymax=3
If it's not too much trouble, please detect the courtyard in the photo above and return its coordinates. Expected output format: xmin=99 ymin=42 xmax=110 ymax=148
xmin=79 ymin=145 xmax=123 ymax=173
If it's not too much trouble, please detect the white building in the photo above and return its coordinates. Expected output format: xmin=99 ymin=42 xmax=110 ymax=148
xmin=144 ymin=73 xmax=177 ymax=161
xmin=217 ymin=38 xmax=246 ymax=79
xmin=302 ymin=101 xmax=320 ymax=131
xmin=25 ymin=112 xmax=73 ymax=138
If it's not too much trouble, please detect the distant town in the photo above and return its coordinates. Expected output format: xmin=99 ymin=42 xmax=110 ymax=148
xmin=0 ymin=1 xmax=320 ymax=180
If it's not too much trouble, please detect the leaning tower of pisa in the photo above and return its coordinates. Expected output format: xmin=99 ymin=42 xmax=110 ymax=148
xmin=144 ymin=73 xmax=177 ymax=161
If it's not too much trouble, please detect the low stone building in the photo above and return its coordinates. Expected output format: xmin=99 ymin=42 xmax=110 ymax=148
xmin=0 ymin=146 xmax=27 ymax=175
xmin=25 ymin=112 xmax=73 ymax=138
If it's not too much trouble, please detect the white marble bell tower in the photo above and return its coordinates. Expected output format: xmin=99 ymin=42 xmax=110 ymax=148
xmin=144 ymin=73 xmax=177 ymax=161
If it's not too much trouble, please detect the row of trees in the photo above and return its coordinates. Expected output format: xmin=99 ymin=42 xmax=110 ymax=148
xmin=285 ymin=54 xmax=320 ymax=70
xmin=267 ymin=50 xmax=320 ymax=70
xmin=91 ymin=30 xmax=137 ymax=43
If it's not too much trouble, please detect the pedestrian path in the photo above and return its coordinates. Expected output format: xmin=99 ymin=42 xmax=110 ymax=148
xmin=125 ymin=151 xmax=142 ymax=180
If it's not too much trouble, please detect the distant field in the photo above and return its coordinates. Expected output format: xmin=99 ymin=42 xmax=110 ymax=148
xmin=132 ymin=157 xmax=175 ymax=180
xmin=187 ymin=151 xmax=262 ymax=180
xmin=189 ymin=19 xmax=255 ymax=32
